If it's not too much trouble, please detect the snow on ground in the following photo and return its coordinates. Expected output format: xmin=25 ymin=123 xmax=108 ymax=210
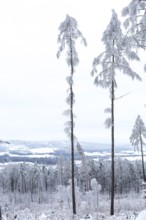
xmin=0 ymin=198 xmax=143 ymax=219
xmin=30 ymin=147 xmax=57 ymax=154
xmin=136 ymin=210 xmax=146 ymax=220
xmin=0 ymin=187 xmax=145 ymax=219
xmin=1 ymin=211 xmax=140 ymax=220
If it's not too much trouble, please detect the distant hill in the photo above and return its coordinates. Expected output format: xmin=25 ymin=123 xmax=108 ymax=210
xmin=0 ymin=140 xmax=144 ymax=164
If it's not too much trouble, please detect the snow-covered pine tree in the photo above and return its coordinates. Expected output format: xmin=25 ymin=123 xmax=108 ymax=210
xmin=57 ymin=14 xmax=86 ymax=214
xmin=122 ymin=0 xmax=146 ymax=77
xmin=77 ymin=142 xmax=90 ymax=193
xmin=130 ymin=115 xmax=146 ymax=182
xmin=122 ymin=0 xmax=146 ymax=50
xmin=91 ymin=9 xmax=141 ymax=216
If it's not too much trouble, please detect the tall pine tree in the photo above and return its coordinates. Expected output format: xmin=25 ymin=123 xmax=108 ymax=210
xmin=91 ymin=10 xmax=141 ymax=215
xmin=130 ymin=115 xmax=146 ymax=182
xmin=57 ymin=14 xmax=86 ymax=214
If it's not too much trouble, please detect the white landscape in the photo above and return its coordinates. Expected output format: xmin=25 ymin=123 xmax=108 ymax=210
xmin=0 ymin=141 xmax=146 ymax=219
xmin=1 ymin=0 xmax=146 ymax=219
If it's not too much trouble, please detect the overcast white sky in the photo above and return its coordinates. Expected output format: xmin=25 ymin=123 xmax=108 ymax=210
xmin=0 ymin=0 xmax=146 ymax=144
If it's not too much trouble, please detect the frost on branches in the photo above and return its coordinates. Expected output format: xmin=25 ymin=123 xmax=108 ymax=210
xmin=91 ymin=9 xmax=141 ymax=91
xmin=57 ymin=14 xmax=87 ymax=67
xmin=91 ymin=9 xmax=141 ymax=216
xmin=57 ymin=14 xmax=86 ymax=214
xmin=130 ymin=115 xmax=146 ymax=182
xmin=130 ymin=115 xmax=146 ymax=148
xmin=122 ymin=0 xmax=146 ymax=49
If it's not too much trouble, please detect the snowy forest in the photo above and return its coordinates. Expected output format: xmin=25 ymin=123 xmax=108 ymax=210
xmin=0 ymin=158 xmax=145 ymax=219
xmin=1 ymin=0 xmax=146 ymax=219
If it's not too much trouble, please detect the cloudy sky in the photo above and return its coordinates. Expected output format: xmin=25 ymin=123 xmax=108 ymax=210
xmin=0 ymin=0 xmax=146 ymax=144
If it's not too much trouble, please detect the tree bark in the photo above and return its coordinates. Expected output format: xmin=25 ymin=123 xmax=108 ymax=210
xmin=70 ymin=34 xmax=76 ymax=215
xmin=110 ymin=45 xmax=115 ymax=216
xmin=110 ymin=80 xmax=115 ymax=216
xmin=140 ymin=134 xmax=146 ymax=182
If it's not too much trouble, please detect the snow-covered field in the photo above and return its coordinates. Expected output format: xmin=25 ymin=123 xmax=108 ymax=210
xmin=0 ymin=192 xmax=146 ymax=219
xmin=1 ymin=207 xmax=145 ymax=219
xmin=0 ymin=141 xmax=146 ymax=219
xmin=1 ymin=211 xmax=141 ymax=220
xmin=0 ymin=140 xmax=146 ymax=161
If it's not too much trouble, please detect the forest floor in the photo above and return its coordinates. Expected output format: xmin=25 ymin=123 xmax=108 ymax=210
xmin=1 ymin=209 xmax=144 ymax=219
xmin=0 ymin=193 xmax=146 ymax=219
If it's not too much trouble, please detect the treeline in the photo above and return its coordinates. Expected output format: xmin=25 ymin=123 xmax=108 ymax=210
xmin=0 ymin=158 xmax=143 ymax=204
xmin=0 ymin=154 xmax=58 ymax=164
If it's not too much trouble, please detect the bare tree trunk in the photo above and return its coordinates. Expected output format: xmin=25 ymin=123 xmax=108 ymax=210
xmin=110 ymin=47 xmax=115 ymax=216
xmin=140 ymin=134 xmax=146 ymax=182
xmin=70 ymin=84 xmax=76 ymax=214
xmin=110 ymin=80 xmax=115 ymax=216
xmin=70 ymin=35 xmax=76 ymax=215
